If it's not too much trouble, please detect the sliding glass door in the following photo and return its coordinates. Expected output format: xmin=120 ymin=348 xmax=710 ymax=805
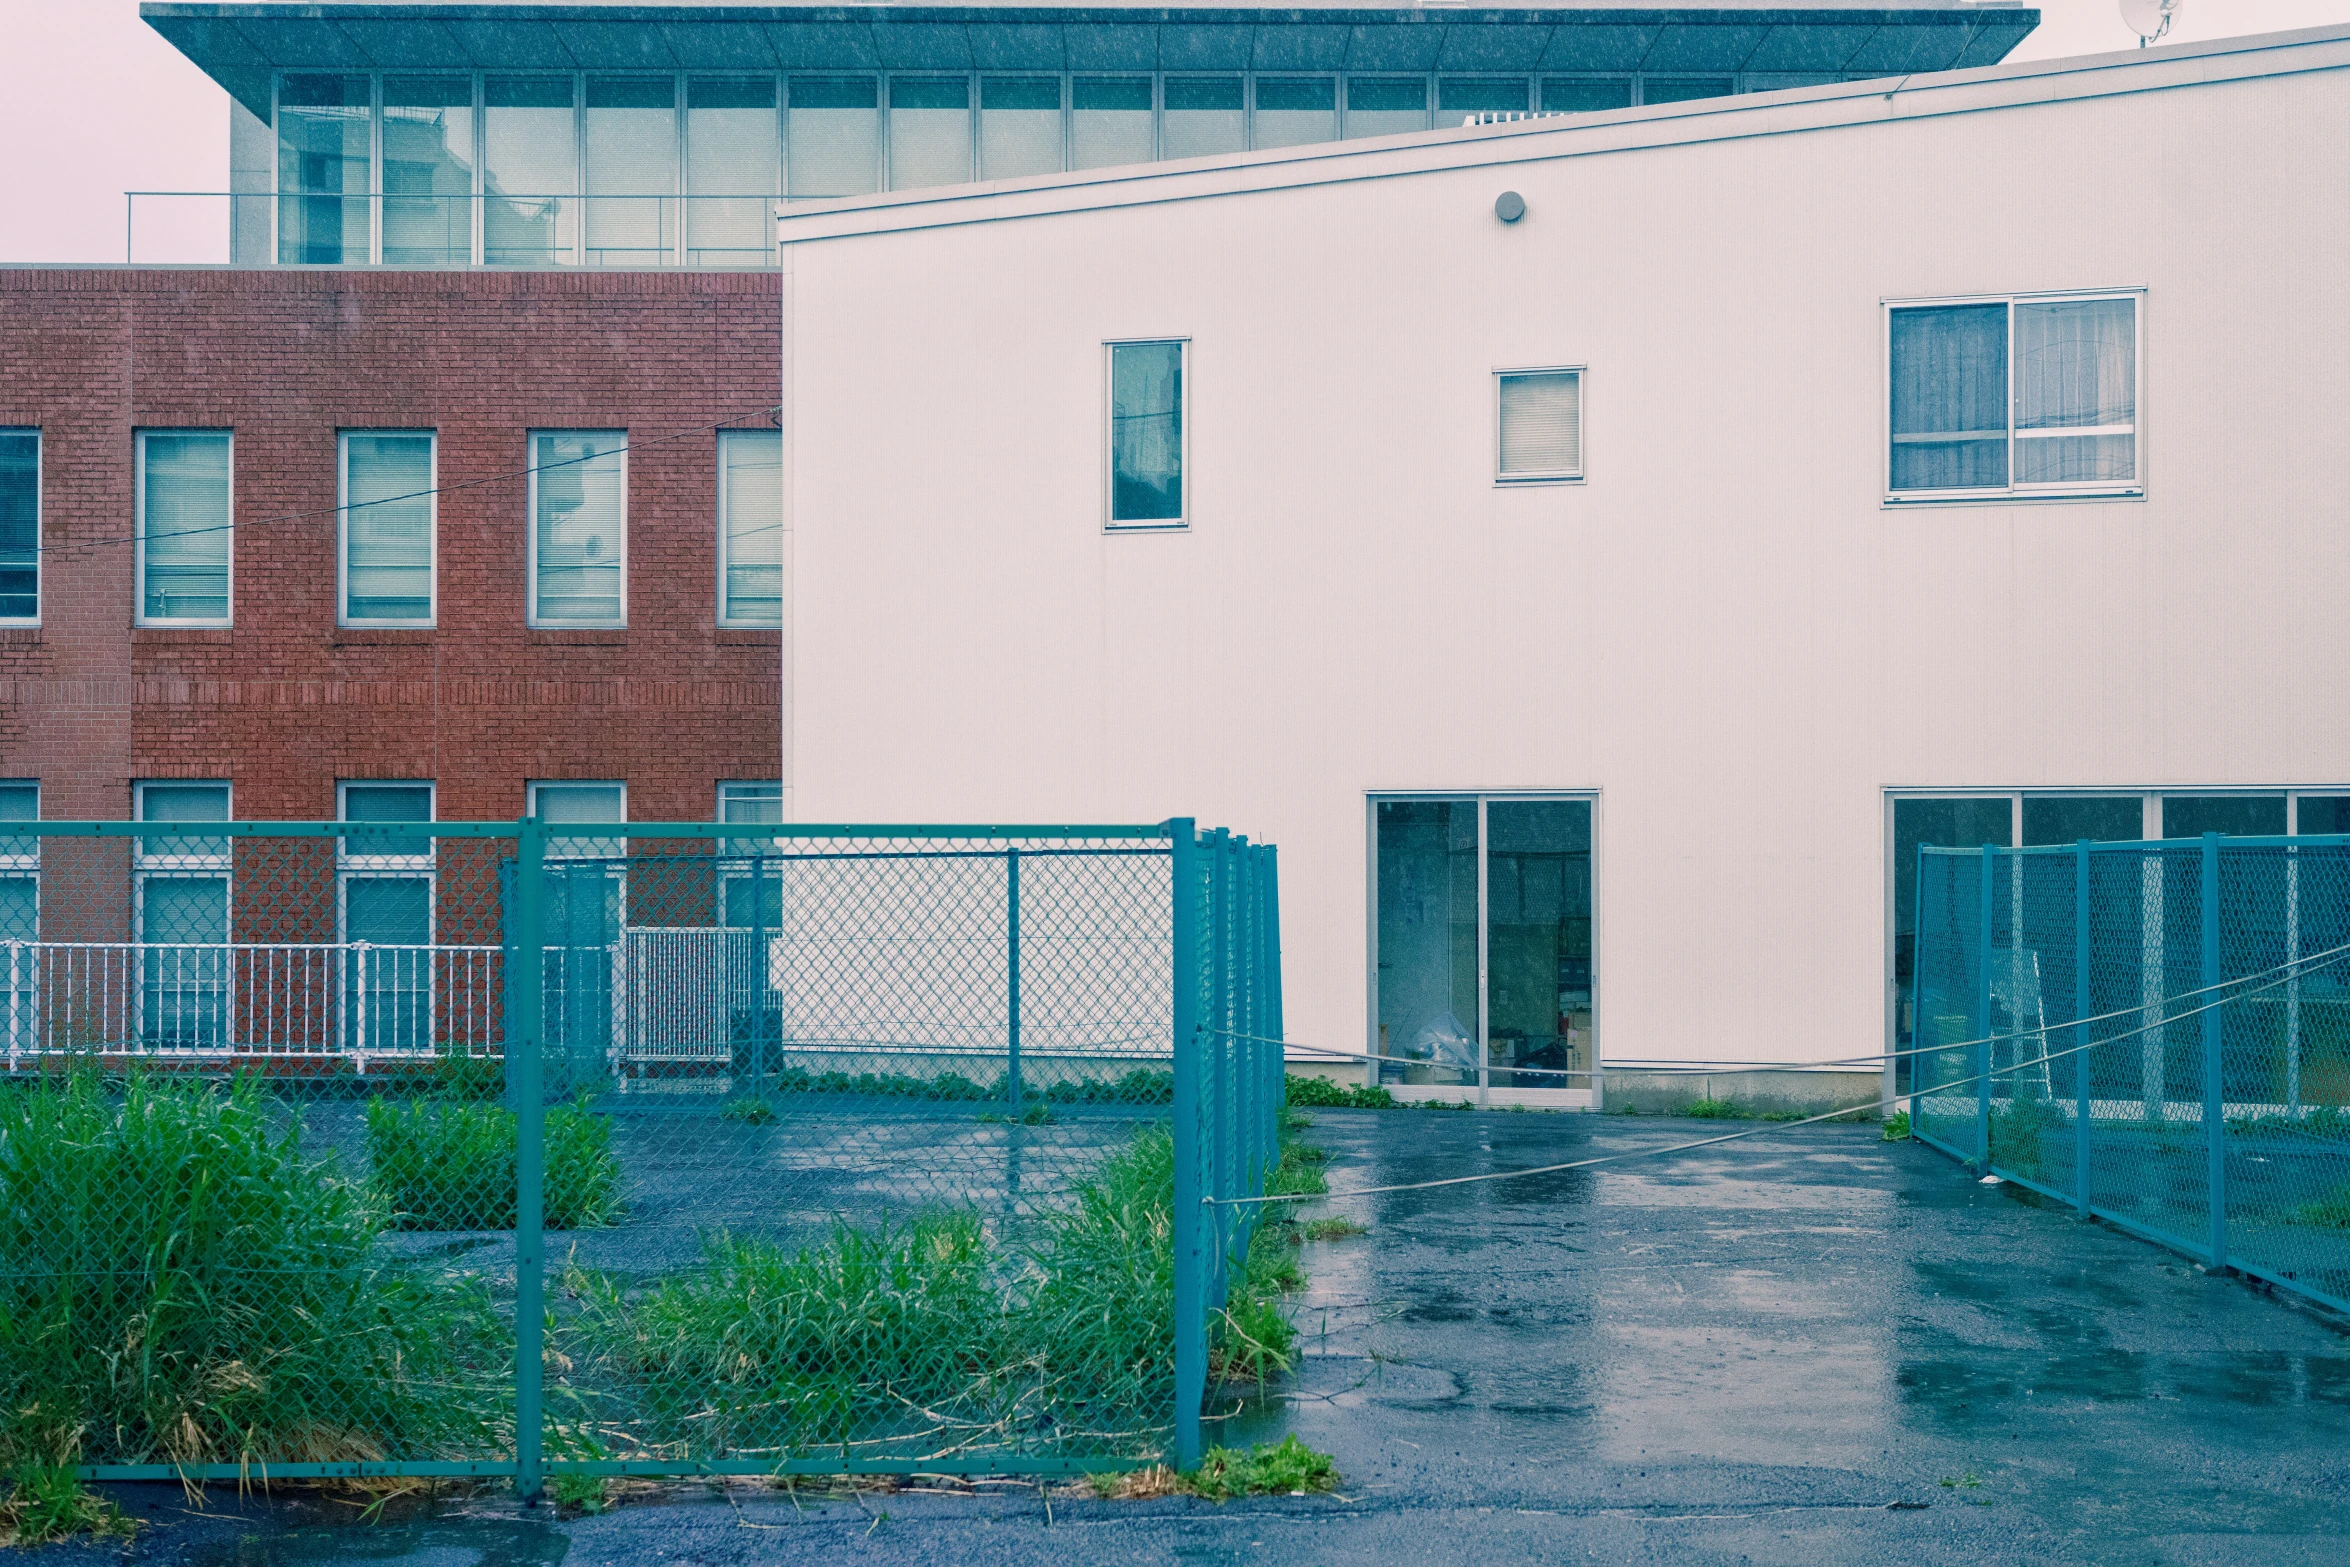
xmin=1372 ymin=795 xmax=1594 ymax=1099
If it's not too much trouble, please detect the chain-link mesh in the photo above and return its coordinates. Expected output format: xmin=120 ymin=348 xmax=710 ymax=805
xmin=0 ymin=817 xmax=1282 ymax=1487
xmin=1914 ymin=836 xmax=2350 ymax=1316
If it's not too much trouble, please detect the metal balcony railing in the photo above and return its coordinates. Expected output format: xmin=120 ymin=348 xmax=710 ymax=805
xmin=125 ymin=192 xmax=785 ymax=268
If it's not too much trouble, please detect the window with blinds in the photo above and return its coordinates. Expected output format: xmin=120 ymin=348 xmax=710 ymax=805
xmin=1495 ymin=369 xmax=1583 ymax=483
xmin=529 ymin=431 xmax=627 ymax=627
xmin=341 ymin=431 xmax=436 ymax=626
xmin=718 ymin=428 xmax=782 ymax=627
xmin=136 ymin=431 xmax=233 ymax=626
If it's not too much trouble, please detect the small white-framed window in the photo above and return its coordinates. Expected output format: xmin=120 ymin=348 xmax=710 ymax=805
xmin=0 ymin=783 xmax=37 ymax=954
xmin=134 ymin=780 xmax=232 ymax=869
xmin=339 ymin=780 xmax=435 ymax=868
xmin=0 ymin=430 xmax=38 ymax=626
xmin=530 ymin=780 xmax=627 ymax=860
xmin=527 ymin=431 xmax=627 ymax=627
xmin=718 ymin=781 xmax=785 ymax=926
xmin=1104 ymin=339 xmax=1187 ymax=530
xmin=717 ymin=428 xmax=782 ymax=628
xmin=135 ymin=431 xmax=233 ymax=627
xmin=1495 ymin=368 xmax=1584 ymax=484
xmin=340 ymin=431 xmax=437 ymax=627
xmin=133 ymin=781 xmax=231 ymax=1051
xmin=1886 ymin=290 xmax=2142 ymax=502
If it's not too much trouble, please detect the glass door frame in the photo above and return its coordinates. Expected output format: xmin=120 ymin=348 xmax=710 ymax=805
xmin=1365 ymin=790 xmax=1601 ymax=1110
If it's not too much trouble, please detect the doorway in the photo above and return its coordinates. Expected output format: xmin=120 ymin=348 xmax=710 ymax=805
xmin=1370 ymin=795 xmax=1595 ymax=1107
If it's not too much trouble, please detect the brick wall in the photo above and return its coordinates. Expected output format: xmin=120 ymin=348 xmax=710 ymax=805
xmin=0 ymin=267 xmax=781 ymax=824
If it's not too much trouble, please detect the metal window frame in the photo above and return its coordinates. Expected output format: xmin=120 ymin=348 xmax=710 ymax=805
xmin=133 ymin=429 xmax=235 ymax=629
xmin=0 ymin=779 xmax=37 ymax=875
xmin=1883 ymin=287 xmax=2147 ymax=505
xmin=716 ymin=780 xmax=784 ymax=824
xmin=1340 ymin=75 xmax=1432 ymax=140
xmin=525 ymin=428 xmax=629 ymax=629
xmin=527 ymin=779 xmax=629 ymax=861
xmin=337 ymin=780 xmax=437 ymax=870
xmin=1248 ymin=75 xmax=1338 ymax=150
xmin=1101 ymin=337 xmax=1192 ymax=534
xmin=714 ymin=425 xmax=782 ymax=629
xmin=1364 ymin=790 xmax=1604 ymax=1109
xmin=0 ymin=427 xmax=39 ymax=627
xmin=1492 ymin=364 xmax=1587 ymax=486
xmin=337 ymin=429 xmax=438 ymax=629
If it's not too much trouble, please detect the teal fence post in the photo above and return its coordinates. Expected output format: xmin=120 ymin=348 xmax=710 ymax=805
xmin=1235 ymin=837 xmax=1257 ymax=1226
xmin=2203 ymin=832 xmax=2227 ymax=1271
xmin=1208 ymin=827 xmax=1232 ymax=1302
xmin=748 ymin=851 xmax=768 ymax=1103
xmin=1006 ymin=847 xmax=1022 ymax=1110
xmin=2075 ymin=841 xmax=2092 ymax=1216
xmin=511 ymin=816 xmax=546 ymax=1502
xmin=1265 ymin=845 xmax=1284 ymax=1173
xmin=1978 ymin=844 xmax=1995 ymax=1166
xmin=1168 ymin=820 xmax=1204 ymax=1470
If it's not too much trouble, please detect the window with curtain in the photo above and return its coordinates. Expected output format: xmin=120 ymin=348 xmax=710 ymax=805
xmin=1107 ymin=341 xmax=1184 ymax=528
xmin=1888 ymin=292 xmax=2138 ymax=498
xmin=718 ymin=428 xmax=782 ymax=627
xmin=1496 ymin=370 xmax=1583 ymax=482
xmin=137 ymin=431 xmax=232 ymax=625
xmin=0 ymin=431 xmax=35 ymax=623
xmin=530 ymin=431 xmax=627 ymax=627
xmin=341 ymin=432 xmax=435 ymax=625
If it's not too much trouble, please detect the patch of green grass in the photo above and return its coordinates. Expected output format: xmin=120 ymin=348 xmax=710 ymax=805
xmin=1269 ymin=1143 xmax=1330 ymax=1199
xmin=719 ymin=1097 xmax=776 ymax=1126
xmin=759 ymin=1066 xmax=1177 ymax=1107
xmin=364 ymin=1095 xmax=621 ymax=1230
xmin=548 ymin=1473 xmax=614 ymax=1515
xmin=2229 ymin=1105 xmax=2350 ymax=1141
xmin=1420 ymin=1098 xmax=1476 ymax=1112
xmin=974 ymin=1102 xmax=1056 ymax=1126
xmin=1988 ymin=1098 xmax=2069 ymax=1180
xmin=1883 ymin=1110 xmax=1912 ymax=1142
xmin=1297 ymin=1218 xmax=1367 ymax=1242
xmin=1681 ymin=1097 xmax=1805 ymax=1123
xmin=1282 ymin=1075 xmax=1397 ymax=1111
xmin=0 ymin=1462 xmax=134 ymax=1548
xmin=0 ymin=1073 xmax=505 ymax=1473
xmin=1185 ymin=1435 xmax=1340 ymax=1502
xmin=2290 ymin=1182 xmax=2350 ymax=1230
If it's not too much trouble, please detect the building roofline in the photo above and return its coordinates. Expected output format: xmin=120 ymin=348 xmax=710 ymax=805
xmin=767 ymin=22 xmax=2350 ymax=244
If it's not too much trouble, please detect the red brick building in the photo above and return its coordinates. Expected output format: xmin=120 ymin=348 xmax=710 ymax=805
xmin=0 ymin=267 xmax=781 ymax=826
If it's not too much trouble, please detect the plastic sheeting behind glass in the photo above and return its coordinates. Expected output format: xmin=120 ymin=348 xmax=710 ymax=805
xmin=485 ymin=76 xmax=576 ymax=265
xmin=686 ymin=77 xmax=778 ymax=266
xmin=1376 ymin=801 xmax=1480 ymax=1088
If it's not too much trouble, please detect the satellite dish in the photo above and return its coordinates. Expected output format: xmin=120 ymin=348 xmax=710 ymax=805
xmin=2120 ymin=0 xmax=2183 ymax=47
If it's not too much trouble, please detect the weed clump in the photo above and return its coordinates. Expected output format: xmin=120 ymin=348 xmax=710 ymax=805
xmin=1283 ymin=1075 xmax=1396 ymax=1111
xmin=1988 ymin=1097 xmax=2069 ymax=1180
xmin=2291 ymin=1182 xmax=2350 ymax=1230
xmin=364 ymin=1095 xmax=620 ymax=1230
xmin=1297 ymin=1218 xmax=1367 ymax=1242
xmin=0 ymin=1073 xmax=504 ymax=1475
xmin=1187 ymin=1435 xmax=1340 ymax=1501
xmin=719 ymin=1096 xmax=776 ymax=1126
xmin=0 ymin=1462 xmax=132 ymax=1548
xmin=1883 ymin=1109 xmax=1912 ymax=1142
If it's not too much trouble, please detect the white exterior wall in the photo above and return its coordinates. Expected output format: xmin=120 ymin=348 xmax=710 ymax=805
xmin=773 ymin=33 xmax=2350 ymax=1075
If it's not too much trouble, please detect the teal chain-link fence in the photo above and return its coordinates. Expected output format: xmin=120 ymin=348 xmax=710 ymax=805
xmin=1914 ymin=835 xmax=2350 ymax=1315
xmin=0 ymin=816 xmax=1277 ymax=1491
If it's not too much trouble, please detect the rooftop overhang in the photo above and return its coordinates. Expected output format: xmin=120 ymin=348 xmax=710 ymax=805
xmin=141 ymin=3 xmax=2040 ymax=116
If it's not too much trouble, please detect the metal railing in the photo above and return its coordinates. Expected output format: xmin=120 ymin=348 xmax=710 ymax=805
xmin=126 ymin=191 xmax=784 ymax=268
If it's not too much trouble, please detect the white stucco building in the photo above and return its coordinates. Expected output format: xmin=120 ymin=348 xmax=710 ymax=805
xmin=767 ymin=25 xmax=2350 ymax=1110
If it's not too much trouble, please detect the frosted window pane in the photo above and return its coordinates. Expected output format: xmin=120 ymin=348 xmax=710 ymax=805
xmin=1163 ymin=77 xmax=1243 ymax=159
xmin=1254 ymin=78 xmax=1335 ymax=150
xmin=789 ymin=77 xmax=878 ymax=198
xmin=1542 ymin=79 xmax=1632 ymax=113
xmin=2015 ymin=298 xmax=2136 ymax=484
xmin=536 ymin=782 xmax=626 ymax=860
xmin=1071 ymin=78 xmax=1152 ymax=169
xmin=140 ymin=433 xmax=230 ymax=624
xmin=890 ymin=77 xmax=972 ymax=189
xmin=1440 ymin=79 xmax=1528 ymax=123
xmin=687 ymin=77 xmax=779 ymax=265
xmin=1497 ymin=372 xmax=1581 ymax=478
xmin=720 ymin=429 xmax=782 ymax=626
xmin=532 ymin=432 xmax=626 ymax=626
xmin=1345 ymin=78 xmax=1425 ymax=139
xmin=586 ymin=76 xmax=677 ymax=265
xmin=343 ymin=433 xmax=434 ymax=624
xmin=980 ymin=77 xmax=1062 ymax=180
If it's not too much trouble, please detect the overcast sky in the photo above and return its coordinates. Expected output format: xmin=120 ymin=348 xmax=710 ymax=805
xmin=0 ymin=0 xmax=2341 ymax=263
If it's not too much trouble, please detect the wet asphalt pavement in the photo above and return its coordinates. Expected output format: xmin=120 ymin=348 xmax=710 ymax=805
xmin=55 ymin=1110 xmax=2350 ymax=1566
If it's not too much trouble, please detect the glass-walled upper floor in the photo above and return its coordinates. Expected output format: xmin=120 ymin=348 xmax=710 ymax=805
xmin=250 ymin=66 xmax=1856 ymax=267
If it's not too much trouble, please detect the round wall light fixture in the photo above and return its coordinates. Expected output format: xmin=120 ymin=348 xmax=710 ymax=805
xmin=1494 ymin=190 xmax=1527 ymax=223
